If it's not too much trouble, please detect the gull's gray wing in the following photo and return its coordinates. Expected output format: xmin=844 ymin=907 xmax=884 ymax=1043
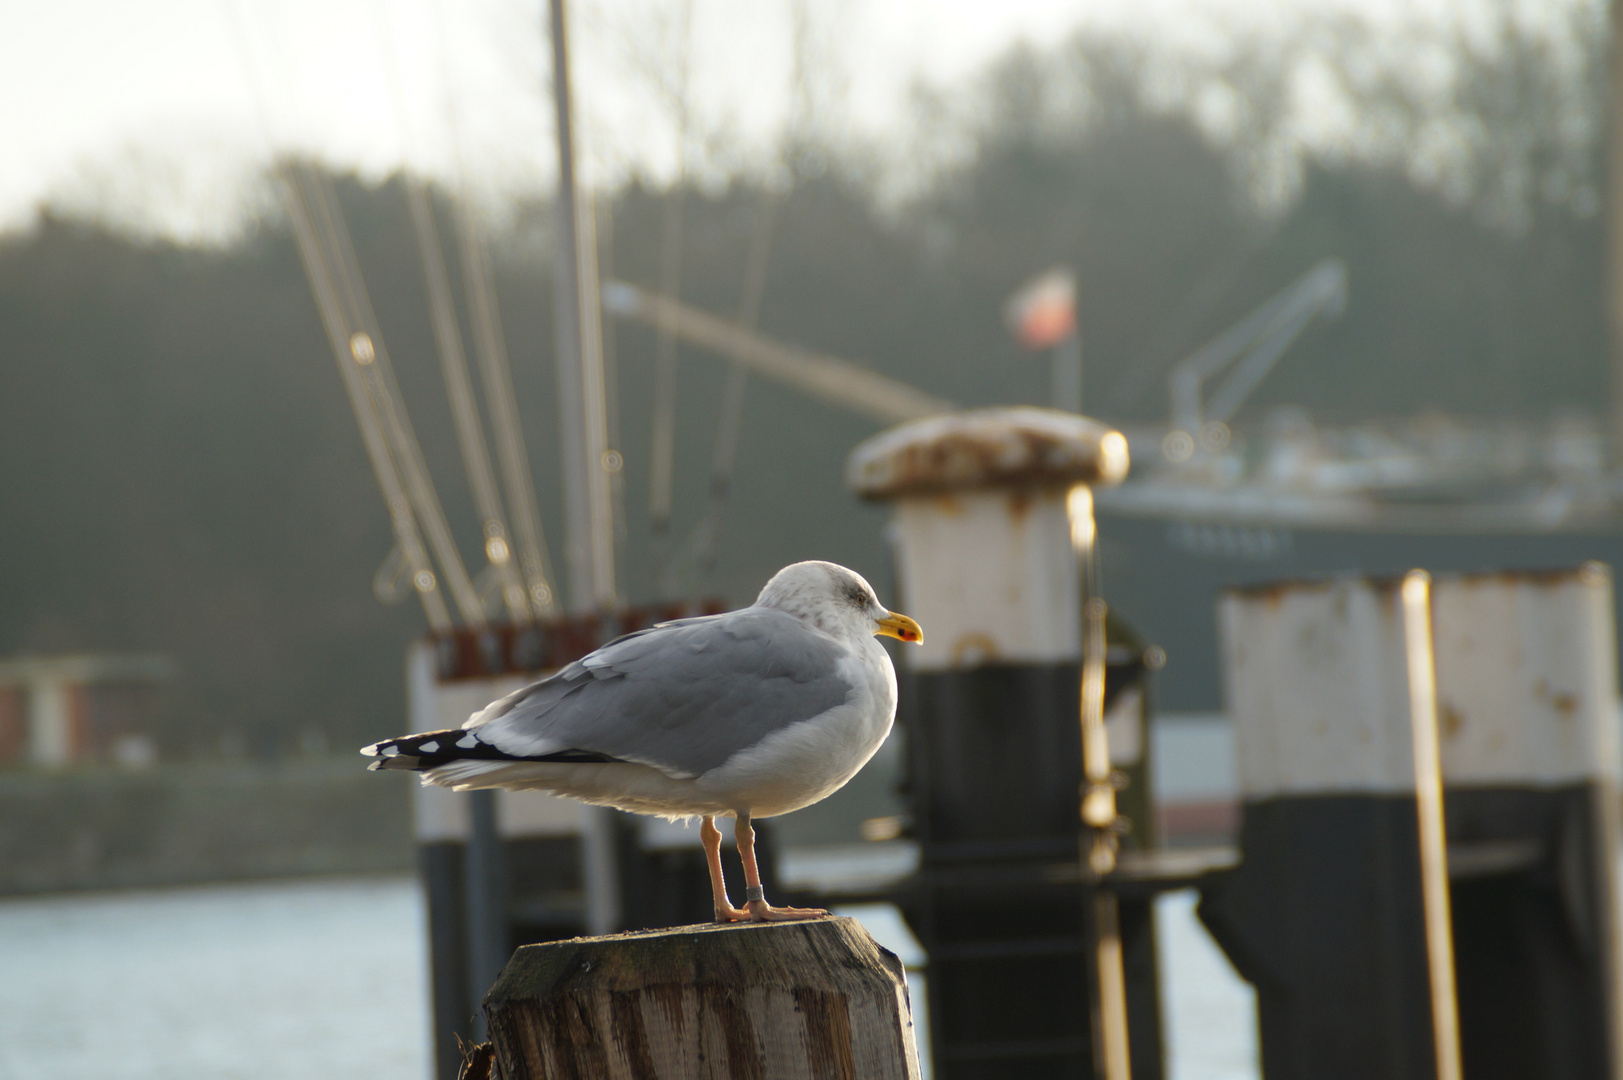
xmin=464 ymin=608 xmax=853 ymax=778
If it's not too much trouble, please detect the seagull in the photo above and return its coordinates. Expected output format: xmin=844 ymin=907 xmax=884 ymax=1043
xmin=363 ymin=560 xmax=922 ymax=923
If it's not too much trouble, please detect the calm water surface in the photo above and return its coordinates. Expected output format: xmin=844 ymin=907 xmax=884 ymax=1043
xmin=0 ymin=877 xmax=1254 ymax=1080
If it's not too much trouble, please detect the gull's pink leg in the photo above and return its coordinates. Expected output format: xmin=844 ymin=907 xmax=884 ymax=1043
xmin=702 ymin=815 xmax=750 ymax=922
xmin=734 ymin=812 xmax=828 ymax=923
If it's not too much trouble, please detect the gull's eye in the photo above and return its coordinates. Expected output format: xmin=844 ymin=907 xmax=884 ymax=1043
xmin=847 ymin=587 xmax=868 ymax=606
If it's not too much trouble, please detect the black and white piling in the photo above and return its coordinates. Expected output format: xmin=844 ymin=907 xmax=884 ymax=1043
xmin=1202 ymin=565 xmax=1623 ymax=1080
xmin=848 ymin=408 xmax=1161 ymax=1080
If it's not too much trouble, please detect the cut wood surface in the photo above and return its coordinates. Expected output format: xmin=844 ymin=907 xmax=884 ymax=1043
xmin=484 ymin=916 xmax=922 ymax=1080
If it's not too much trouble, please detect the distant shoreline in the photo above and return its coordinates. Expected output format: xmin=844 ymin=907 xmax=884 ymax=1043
xmin=0 ymin=756 xmax=412 ymax=896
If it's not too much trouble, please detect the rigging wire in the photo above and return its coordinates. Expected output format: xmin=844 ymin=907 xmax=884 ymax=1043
xmin=221 ymin=0 xmax=454 ymax=630
xmin=295 ymin=164 xmax=489 ymax=627
xmin=429 ymin=0 xmax=562 ymax=618
xmin=374 ymin=0 xmax=535 ymax=622
xmin=281 ymin=163 xmax=456 ymax=632
xmin=453 ymin=197 xmax=561 ymax=618
xmin=224 ymin=0 xmax=485 ymax=627
xmin=407 ymin=181 xmax=532 ymax=621
xmin=677 ymin=186 xmax=781 ymax=591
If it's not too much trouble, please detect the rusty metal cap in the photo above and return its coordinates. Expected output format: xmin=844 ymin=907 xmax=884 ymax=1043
xmin=846 ymin=407 xmax=1130 ymax=499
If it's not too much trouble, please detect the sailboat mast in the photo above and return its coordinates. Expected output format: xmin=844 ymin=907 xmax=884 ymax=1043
xmin=547 ymin=0 xmax=617 ymax=615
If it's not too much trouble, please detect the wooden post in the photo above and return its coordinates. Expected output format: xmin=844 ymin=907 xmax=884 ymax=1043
xmin=484 ymin=917 xmax=923 ymax=1080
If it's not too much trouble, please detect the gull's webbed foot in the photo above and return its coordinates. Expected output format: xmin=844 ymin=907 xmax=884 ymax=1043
xmin=725 ymin=812 xmax=828 ymax=922
xmin=713 ymin=902 xmax=752 ymax=923
xmin=745 ymin=899 xmax=829 ymax=922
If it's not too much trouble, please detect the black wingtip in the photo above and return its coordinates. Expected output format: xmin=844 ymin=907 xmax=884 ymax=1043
xmin=361 ymin=727 xmax=626 ymax=773
xmin=361 ymin=728 xmax=486 ymax=773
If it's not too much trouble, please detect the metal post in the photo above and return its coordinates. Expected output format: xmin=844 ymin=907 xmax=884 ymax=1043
xmin=464 ymin=789 xmax=507 ymax=1041
xmin=579 ymin=806 xmax=623 ymax=937
xmin=1081 ymin=596 xmax=1132 ymax=1080
xmin=1400 ymin=572 xmax=1462 ymax=1080
xmin=407 ymin=644 xmax=472 ymax=1078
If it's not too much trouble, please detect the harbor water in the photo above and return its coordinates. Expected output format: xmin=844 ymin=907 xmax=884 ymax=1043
xmin=0 ymin=876 xmax=1255 ymax=1080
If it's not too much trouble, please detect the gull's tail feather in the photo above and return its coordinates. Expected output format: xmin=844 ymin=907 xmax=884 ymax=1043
xmin=360 ymin=729 xmax=623 ymax=775
xmin=366 ymin=742 xmax=631 ymax=794
xmin=421 ymin=757 xmax=542 ymax=788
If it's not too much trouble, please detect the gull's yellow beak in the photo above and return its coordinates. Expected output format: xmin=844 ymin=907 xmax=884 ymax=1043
xmin=876 ymin=610 xmax=923 ymax=644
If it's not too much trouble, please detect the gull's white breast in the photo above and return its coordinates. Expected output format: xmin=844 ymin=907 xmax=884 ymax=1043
xmin=696 ymin=635 xmax=898 ymax=817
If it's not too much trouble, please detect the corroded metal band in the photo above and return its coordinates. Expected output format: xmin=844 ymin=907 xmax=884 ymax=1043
xmin=744 ymin=885 xmax=766 ymax=902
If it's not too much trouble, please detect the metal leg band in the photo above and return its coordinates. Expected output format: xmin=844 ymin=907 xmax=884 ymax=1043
xmin=744 ymin=885 xmax=766 ymax=903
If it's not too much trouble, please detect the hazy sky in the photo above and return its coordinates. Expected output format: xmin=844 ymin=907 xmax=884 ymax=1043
xmin=2 ymin=0 xmax=1498 ymax=242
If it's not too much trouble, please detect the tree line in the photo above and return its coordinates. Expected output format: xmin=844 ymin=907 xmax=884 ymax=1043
xmin=0 ymin=27 xmax=1609 ymax=747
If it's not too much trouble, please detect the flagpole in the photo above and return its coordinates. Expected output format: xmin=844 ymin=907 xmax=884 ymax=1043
xmin=1054 ymin=330 xmax=1082 ymax=414
xmin=1005 ymin=267 xmax=1080 ymax=413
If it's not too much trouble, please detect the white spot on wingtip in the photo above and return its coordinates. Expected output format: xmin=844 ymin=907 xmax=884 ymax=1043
xmin=457 ymin=734 xmax=478 ymax=749
xmin=360 ymin=744 xmax=380 ymax=757
xmin=419 ymin=740 xmax=439 ymax=753
xmin=382 ymin=745 xmax=401 ymax=757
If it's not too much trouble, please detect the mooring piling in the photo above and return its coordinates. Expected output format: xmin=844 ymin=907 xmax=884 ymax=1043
xmin=1202 ymin=564 xmax=1623 ymax=1080
xmin=846 ymin=407 xmax=1168 ymax=1079
xmin=480 ymin=917 xmax=922 ymax=1080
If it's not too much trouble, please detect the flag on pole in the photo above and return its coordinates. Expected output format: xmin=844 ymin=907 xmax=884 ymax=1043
xmin=1004 ymin=267 xmax=1077 ymax=350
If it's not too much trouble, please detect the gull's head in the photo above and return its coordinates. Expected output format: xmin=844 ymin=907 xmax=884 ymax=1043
xmin=756 ymin=560 xmax=923 ymax=645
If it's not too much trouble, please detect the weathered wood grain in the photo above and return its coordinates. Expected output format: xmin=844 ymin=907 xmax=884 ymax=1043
xmin=483 ymin=917 xmax=922 ymax=1080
